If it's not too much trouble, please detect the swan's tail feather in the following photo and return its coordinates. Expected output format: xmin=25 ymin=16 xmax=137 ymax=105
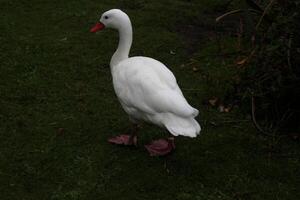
xmin=192 ymin=108 xmax=199 ymax=117
xmin=164 ymin=114 xmax=201 ymax=138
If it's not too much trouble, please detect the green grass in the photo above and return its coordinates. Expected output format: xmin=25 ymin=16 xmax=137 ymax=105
xmin=0 ymin=0 xmax=299 ymax=199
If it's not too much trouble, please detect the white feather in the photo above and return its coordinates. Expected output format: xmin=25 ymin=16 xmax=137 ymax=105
xmin=97 ymin=9 xmax=201 ymax=137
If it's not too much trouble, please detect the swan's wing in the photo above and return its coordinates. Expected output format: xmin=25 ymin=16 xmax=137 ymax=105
xmin=116 ymin=57 xmax=198 ymax=117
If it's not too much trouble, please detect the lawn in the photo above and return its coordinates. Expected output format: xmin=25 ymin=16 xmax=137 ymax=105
xmin=0 ymin=0 xmax=299 ymax=199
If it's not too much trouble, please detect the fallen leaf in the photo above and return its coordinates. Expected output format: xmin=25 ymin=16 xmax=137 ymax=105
xmin=208 ymin=97 xmax=219 ymax=106
xmin=236 ymin=57 xmax=248 ymax=65
xmin=218 ymin=104 xmax=225 ymax=112
xmin=57 ymin=128 xmax=65 ymax=135
xmin=224 ymin=107 xmax=231 ymax=113
xmin=60 ymin=37 xmax=68 ymax=41
xmin=192 ymin=67 xmax=199 ymax=72
xmin=210 ymin=121 xmax=217 ymax=126
xmin=289 ymin=133 xmax=300 ymax=140
xmin=170 ymin=50 xmax=176 ymax=55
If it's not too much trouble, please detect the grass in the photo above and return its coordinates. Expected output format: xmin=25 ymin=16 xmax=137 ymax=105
xmin=0 ymin=0 xmax=299 ymax=199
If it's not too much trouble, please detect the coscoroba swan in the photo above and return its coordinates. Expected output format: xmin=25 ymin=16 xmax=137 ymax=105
xmin=90 ymin=9 xmax=201 ymax=156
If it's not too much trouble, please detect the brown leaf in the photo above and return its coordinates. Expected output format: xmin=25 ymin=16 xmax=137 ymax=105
xmin=289 ymin=133 xmax=300 ymax=140
xmin=57 ymin=128 xmax=65 ymax=135
xmin=224 ymin=107 xmax=232 ymax=113
xmin=192 ymin=67 xmax=199 ymax=72
xmin=208 ymin=97 xmax=219 ymax=106
xmin=236 ymin=57 xmax=248 ymax=65
xmin=218 ymin=104 xmax=225 ymax=112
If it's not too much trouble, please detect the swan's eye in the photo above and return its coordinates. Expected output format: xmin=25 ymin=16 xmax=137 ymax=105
xmin=104 ymin=16 xmax=109 ymax=19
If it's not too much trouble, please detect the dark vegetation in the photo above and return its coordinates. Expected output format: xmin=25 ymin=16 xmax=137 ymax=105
xmin=0 ymin=0 xmax=299 ymax=199
xmin=216 ymin=0 xmax=300 ymax=137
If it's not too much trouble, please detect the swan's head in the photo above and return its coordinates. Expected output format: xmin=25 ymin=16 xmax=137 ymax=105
xmin=90 ymin=9 xmax=131 ymax=32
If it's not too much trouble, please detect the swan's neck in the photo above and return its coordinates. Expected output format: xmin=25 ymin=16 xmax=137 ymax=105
xmin=110 ymin=24 xmax=132 ymax=67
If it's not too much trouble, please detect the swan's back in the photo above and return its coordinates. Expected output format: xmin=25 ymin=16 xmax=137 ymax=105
xmin=118 ymin=57 xmax=177 ymax=89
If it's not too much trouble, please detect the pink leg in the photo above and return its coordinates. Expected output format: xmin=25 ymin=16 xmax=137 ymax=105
xmin=145 ymin=137 xmax=175 ymax=156
xmin=108 ymin=124 xmax=138 ymax=146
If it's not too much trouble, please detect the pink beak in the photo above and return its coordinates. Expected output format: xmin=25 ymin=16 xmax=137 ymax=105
xmin=90 ymin=22 xmax=105 ymax=33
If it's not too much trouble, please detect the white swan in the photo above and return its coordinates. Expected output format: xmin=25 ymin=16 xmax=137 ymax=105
xmin=90 ymin=9 xmax=201 ymax=156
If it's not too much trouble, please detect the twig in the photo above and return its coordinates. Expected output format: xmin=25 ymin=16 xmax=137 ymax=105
xmin=251 ymin=95 xmax=274 ymax=137
xmin=237 ymin=17 xmax=243 ymax=51
xmin=216 ymin=9 xmax=243 ymax=22
xmin=236 ymin=47 xmax=257 ymax=66
xmin=287 ymin=34 xmax=293 ymax=70
xmin=255 ymin=0 xmax=275 ymax=30
xmin=216 ymin=9 xmax=263 ymax=23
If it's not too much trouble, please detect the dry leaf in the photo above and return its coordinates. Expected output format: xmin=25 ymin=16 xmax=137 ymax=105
xmin=192 ymin=67 xmax=199 ymax=72
xmin=236 ymin=57 xmax=248 ymax=65
xmin=170 ymin=50 xmax=176 ymax=55
xmin=208 ymin=97 xmax=219 ymax=106
xmin=289 ymin=133 xmax=300 ymax=140
xmin=218 ymin=104 xmax=225 ymax=112
xmin=224 ymin=107 xmax=231 ymax=113
xmin=57 ymin=128 xmax=65 ymax=135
